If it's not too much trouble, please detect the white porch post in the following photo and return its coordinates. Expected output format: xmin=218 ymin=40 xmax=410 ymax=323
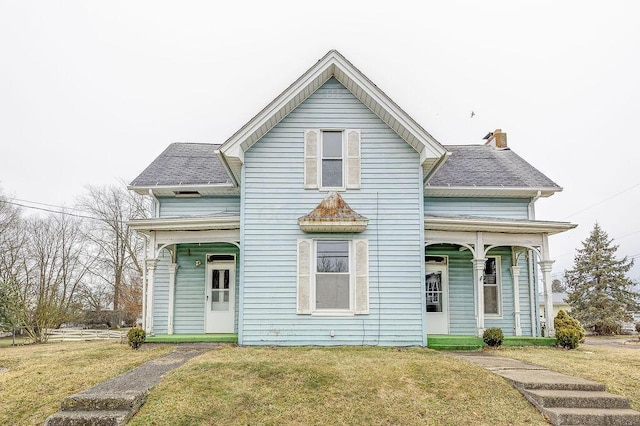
xmin=511 ymin=265 xmax=523 ymax=336
xmin=167 ymin=262 xmax=178 ymax=335
xmin=539 ymin=260 xmax=555 ymax=337
xmin=472 ymin=231 xmax=486 ymax=337
xmin=145 ymin=258 xmax=159 ymax=335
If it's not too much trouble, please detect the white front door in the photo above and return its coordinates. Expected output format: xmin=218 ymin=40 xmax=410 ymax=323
xmin=425 ymin=262 xmax=449 ymax=334
xmin=205 ymin=260 xmax=235 ymax=333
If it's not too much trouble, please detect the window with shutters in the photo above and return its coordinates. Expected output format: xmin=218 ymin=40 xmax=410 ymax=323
xmin=483 ymin=256 xmax=502 ymax=316
xmin=297 ymin=238 xmax=369 ymax=316
xmin=304 ymin=129 xmax=361 ymax=190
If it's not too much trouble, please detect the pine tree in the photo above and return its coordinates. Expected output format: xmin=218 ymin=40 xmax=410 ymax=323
xmin=565 ymin=223 xmax=639 ymax=335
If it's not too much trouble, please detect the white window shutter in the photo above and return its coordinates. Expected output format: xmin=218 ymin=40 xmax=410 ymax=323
xmin=346 ymin=129 xmax=361 ymax=189
xmin=354 ymin=239 xmax=369 ymax=314
xmin=304 ymin=130 xmax=319 ymax=189
xmin=297 ymin=239 xmax=312 ymax=314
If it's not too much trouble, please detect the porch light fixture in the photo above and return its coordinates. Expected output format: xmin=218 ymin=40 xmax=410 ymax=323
xmin=195 ymin=260 xmax=202 ymax=267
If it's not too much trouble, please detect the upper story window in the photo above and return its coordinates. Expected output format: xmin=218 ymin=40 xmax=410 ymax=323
xmin=321 ymin=131 xmax=344 ymax=189
xmin=304 ymin=129 xmax=361 ymax=190
xmin=483 ymin=256 xmax=502 ymax=316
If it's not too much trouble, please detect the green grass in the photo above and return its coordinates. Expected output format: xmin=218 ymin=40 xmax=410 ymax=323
xmin=145 ymin=333 xmax=237 ymax=343
xmin=129 ymin=346 xmax=548 ymax=425
xmin=0 ymin=340 xmax=173 ymax=425
xmin=427 ymin=334 xmax=556 ymax=350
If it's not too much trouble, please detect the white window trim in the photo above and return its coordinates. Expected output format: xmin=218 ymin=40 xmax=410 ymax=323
xmin=319 ymin=129 xmax=346 ymax=192
xmin=484 ymin=255 xmax=503 ymax=318
xmin=311 ymin=239 xmax=355 ymax=316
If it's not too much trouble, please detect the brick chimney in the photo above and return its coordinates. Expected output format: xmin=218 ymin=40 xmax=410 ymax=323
xmin=484 ymin=129 xmax=507 ymax=148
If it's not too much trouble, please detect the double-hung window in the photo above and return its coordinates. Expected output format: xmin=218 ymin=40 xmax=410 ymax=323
xmin=321 ymin=131 xmax=344 ymax=189
xmin=296 ymin=239 xmax=369 ymax=316
xmin=304 ymin=129 xmax=361 ymax=190
xmin=315 ymin=240 xmax=350 ymax=310
xmin=483 ymin=257 xmax=502 ymax=316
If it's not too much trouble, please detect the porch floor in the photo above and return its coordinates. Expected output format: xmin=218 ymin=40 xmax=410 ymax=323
xmin=427 ymin=334 xmax=556 ymax=350
xmin=145 ymin=334 xmax=238 ymax=344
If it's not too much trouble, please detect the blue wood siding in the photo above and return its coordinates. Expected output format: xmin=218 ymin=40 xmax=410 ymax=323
xmin=425 ymin=244 xmax=533 ymax=336
xmin=424 ymin=197 xmax=529 ymax=219
xmin=152 ymin=243 xmax=239 ymax=334
xmin=242 ymin=78 xmax=424 ymax=346
xmin=158 ymin=196 xmax=240 ymax=218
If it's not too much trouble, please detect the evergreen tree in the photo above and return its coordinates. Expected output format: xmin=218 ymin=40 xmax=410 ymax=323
xmin=565 ymin=223 xmax=639 ymax=334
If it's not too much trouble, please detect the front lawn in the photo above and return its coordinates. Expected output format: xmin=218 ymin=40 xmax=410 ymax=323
xmin=0 ymin=340 xmax=173 ymax=425
xmin=129 ymin=346 xmax=548 ymax=425
xmin=495 ymin=341 xmax=640 ymax=410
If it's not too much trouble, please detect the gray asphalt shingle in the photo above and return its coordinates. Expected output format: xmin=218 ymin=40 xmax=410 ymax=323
xmin=426 ymin=145 xmax=560 ymax=189
xmin=130 ymin=143 xmax=230 ymax=186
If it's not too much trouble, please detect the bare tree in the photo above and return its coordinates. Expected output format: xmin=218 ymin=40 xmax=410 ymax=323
xmin=78 ymin=185 xmax=147 ymax=326
xmin=0 ymin=191 xmax=24 ymax=330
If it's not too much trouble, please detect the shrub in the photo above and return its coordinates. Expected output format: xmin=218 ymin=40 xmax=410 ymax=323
xmin=636 ymin=322 xmax=640 ymax=333
xmin=127 ymin=327 xmax=146 ymax=350
xmin=554 ymin=310 xmax=585 ymax=349
xmin=483 ymin=328 xmax=504 ymax=347
xmin=556 ymin=327 xmax=580 ymax=349
xmin=594 ymin=318 xmax=621 ymax=335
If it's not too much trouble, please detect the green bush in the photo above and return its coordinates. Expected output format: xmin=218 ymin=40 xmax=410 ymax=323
xmin=635 ymin=323 xmax=640 ymax=333
xmin=554 ymin=310 xmax=585 ymax=349
xmin=127 ymin=327 xmax=146 ymax=350
xmin=482 ymin=328 xmax=504 ymax=347
xmin=556 ymin=327 xmax=580 ymax=349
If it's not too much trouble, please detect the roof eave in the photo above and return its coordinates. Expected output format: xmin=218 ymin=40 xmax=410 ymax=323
xmin=424 ymin=216 xmax=577 ymax=235
xmin=128 ymin=216 xmax=241 ymax=233
xmin=127 ymin=183 xmax=237 ymax=196
xmin=424 ymin=186 xmax=562 ymax=198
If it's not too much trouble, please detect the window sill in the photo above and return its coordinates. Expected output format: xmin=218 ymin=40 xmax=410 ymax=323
xmin=311 ymin=310 xmax=355 ymax=317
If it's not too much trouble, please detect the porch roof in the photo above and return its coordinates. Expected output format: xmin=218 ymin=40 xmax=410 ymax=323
xmin=128 ymin=214 xmax=240 ymax=234
xmin=424 ymin=214 xmax=576 ymax=235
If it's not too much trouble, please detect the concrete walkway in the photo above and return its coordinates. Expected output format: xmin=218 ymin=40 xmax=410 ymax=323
xmin=456 ymin=352 xmax=640 ymax=425
xmin=45 ymin=343 xmax=218 ymax=426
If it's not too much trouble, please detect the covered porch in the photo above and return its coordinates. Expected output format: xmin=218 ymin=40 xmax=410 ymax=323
xmin=424 ymin=215 xmax=576 ymax=337
xmin=129 ymin=215 xmax=241 ymax=336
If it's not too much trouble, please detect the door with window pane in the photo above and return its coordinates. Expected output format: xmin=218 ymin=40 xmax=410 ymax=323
xmin=205 ymin=261 xmax=235 ymax=333
xmin=425 ymin=263 xmax=449 ymax=334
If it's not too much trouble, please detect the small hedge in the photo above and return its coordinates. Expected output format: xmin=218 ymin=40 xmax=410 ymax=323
xmin=554 ymin=310 xmax=585 ymax=349
xmin=483 ymin=327 xmax=504 ymax=347
xmin=127 ymin=328 xmax=146 ymax=350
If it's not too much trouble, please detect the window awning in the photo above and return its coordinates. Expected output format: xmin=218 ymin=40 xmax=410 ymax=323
xmin=298 ymin=192 xmax=368 ymax=233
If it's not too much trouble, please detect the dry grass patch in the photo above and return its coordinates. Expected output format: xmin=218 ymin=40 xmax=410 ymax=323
xmin=495 ymin=343 xmax=640 ymax=410
xmin=130 ymin=346 xmax=547 ymax=426
xmin=0 ymin=340 xmax=172 ymax=425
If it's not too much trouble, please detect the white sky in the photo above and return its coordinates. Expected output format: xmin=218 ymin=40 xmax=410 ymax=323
xmin=1 ymin=1 xmax=639 ymax=281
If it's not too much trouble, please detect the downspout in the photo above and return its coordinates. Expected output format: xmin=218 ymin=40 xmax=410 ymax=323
xmin=528 ymin=190 xmax=541 ymax=336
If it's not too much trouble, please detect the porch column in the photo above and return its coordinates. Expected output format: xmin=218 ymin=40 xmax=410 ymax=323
xmin=472 ymin=257 xmax=487 ymax=337
xmin=539 ymin=260 xmax=555 ymax=337
xmin=510 ymin=265 xmax=522 ymax=336
xmin=167 ymin=263 xmax=178 ymax=335
xmin=145 ymin=259 xmax=159 ymax=335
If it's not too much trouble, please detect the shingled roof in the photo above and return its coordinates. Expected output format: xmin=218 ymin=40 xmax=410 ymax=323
xmin=426 ymin=145 xmax=560 ymax=190
xmin=130 ymin=142 xmax=560 ymax=194
xmin=130 ymin=143 xmax=230 ymax=187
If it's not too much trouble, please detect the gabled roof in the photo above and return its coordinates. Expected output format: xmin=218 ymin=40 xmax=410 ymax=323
xmin=129 ymin=143 xmax=237 ymax=195
xmin=219 ymin=49 xmax=448 ymax=183
xmin=424 ymin=145 xmax=562 ymax=197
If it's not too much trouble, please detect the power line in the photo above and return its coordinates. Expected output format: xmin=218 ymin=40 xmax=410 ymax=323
xmin=562 ymin=182 xmax=640 ymax=220
xmin=1 ymin=200 xmax=101 ymax=221
xmin=9 ymin=197 xmax=88 ymax=213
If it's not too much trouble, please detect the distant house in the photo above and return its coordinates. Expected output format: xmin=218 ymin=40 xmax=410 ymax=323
xmin=128 ymin=50 xmax=576 ymax=346
xmin=538 ymin=292 xmax=571 ymax=320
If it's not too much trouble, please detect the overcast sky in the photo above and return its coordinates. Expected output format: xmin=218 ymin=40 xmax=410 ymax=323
xmin=1 ymin=1 xmax=639 ymax=281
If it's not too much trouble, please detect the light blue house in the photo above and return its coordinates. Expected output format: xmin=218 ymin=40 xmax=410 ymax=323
xmin=129 ymin=50 xmax=575 ymax=346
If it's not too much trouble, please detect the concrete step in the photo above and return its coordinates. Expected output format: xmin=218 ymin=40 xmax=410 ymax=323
xmin=61 ymin=391 xmax=146 ymax=412
xmin=498 ymin=369 xmax=606 ymax=392
xmin=524 ymin=389 xmax=631 ymax=409
xmin=543 ymin=407 xmax=640 ymax=426
xmin=45 ymin=410 xmax=130 ymax=426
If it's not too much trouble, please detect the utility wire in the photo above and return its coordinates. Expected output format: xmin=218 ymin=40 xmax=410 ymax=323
xmin=1 ymin=200 xmax=102 ymax=221
xmin=9 ymin=197 xmax=88 ymax=213
xmin=562 ymin=182 xmax=640 ymax=220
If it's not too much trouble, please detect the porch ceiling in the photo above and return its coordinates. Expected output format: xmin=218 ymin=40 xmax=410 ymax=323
xmin=424 ymin=214 xmax=576 ymax=235
xmin=128 ymin=214 xmax=240 ymax=234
